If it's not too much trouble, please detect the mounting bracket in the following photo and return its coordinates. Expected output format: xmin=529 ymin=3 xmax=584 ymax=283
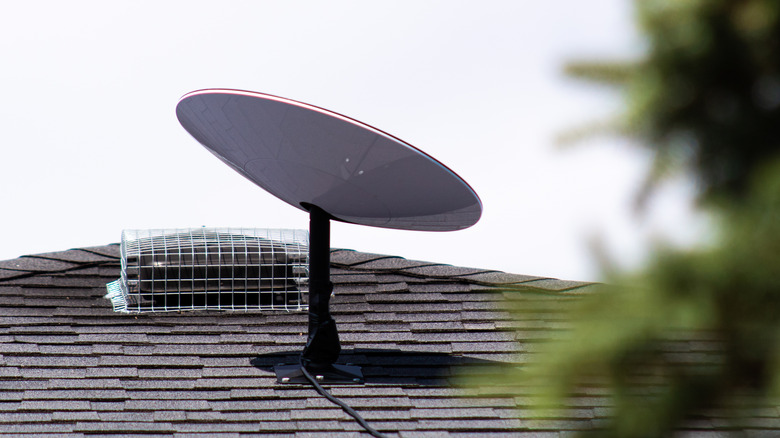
xmin=274 ymin=205 xmax=363 ymax=384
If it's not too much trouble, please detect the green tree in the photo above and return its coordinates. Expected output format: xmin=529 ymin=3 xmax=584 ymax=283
xmin=502 ymin=1 xmax=780 ymax=436
xmin=568 ymin=0 xmax=780 ymax=204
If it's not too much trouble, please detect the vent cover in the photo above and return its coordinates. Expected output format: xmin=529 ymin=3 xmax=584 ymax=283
xmin=105 ymin=228 xmax=309 ymax=313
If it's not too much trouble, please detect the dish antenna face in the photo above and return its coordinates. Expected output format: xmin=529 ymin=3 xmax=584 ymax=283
xmin=176 ymin=89 xmax=482 ymax=384
xmin=176 ymin=89 xmax=481 ymax=231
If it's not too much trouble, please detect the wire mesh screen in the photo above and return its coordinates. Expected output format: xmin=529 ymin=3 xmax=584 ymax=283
xmin=105 ymin=228 xmax=309 ymax=313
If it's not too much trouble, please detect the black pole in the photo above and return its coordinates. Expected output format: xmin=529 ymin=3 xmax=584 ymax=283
xmin=301 ymin=205 xmax=341 ymax=368
xmin=274 ymin=204 xmax=362 ymax=384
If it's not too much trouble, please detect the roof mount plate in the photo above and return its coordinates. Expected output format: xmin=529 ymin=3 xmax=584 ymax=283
xmin=274 ymin=363 xmax=364 ymax=385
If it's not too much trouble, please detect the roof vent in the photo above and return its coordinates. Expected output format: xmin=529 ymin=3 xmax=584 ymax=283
xmin=105 ymin=228 xmax=308 ymax=313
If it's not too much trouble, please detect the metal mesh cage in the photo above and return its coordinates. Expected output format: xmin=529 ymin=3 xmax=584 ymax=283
xmin=105 ymin=228 xmax=309 ymax=313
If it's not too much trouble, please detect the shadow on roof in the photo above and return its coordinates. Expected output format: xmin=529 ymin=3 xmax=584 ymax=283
xmin=251 ymin=348 xmax=506 ymax=386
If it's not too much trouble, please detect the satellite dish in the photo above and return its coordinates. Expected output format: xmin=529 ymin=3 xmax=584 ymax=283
xmin=176 ymin=89 xmax=481 ymax=231
xmin=176 ymin=89 xmax=483 ymax=384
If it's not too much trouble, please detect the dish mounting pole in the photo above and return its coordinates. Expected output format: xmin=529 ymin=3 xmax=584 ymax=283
xmin=274 ymin=204 xmax=364 ymax=384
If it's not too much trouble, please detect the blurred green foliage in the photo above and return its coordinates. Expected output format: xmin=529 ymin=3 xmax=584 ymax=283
xmin=499 ymin=0 xmax=780 ymax=436
xmin=516 ymin=162 xmax=780 ymax=436
xmin=568 ymin=0 xmax=780 ymax=203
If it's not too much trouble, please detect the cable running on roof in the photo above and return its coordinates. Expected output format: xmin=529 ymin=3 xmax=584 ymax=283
xmin=300 ymin=363 xmax=389 ymax=438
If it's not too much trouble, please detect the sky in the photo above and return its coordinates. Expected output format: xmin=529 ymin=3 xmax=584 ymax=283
xmin=0 ymin=1 xmax=705 ymax=281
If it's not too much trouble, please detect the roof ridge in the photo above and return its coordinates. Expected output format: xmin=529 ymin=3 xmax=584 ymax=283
xmin=0 ymin=261 xmax=111 ymax=282
xmin=0 ymin=246 xmax=120 ymax=283
xmin=0 ymin=244 xmax=592 ymax=293
xmin=1 ymin=245 xmax=120 ymax=264
xmin=331 ymin=259 xmax=586 ymax=291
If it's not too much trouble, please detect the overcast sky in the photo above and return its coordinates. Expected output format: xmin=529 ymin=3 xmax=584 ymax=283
xmin=0 ymin=1 xmax=705 ymax=281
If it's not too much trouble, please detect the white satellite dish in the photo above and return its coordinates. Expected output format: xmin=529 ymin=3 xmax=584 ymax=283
xmin=176 ymin=89 xmax=482 ymax=384
xmin=176 ymin=89 xmax=481 ymax=231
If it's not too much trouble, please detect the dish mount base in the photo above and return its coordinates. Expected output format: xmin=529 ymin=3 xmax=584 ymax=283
xmin=274 ymin=204 xmax=363 ymax=385
xmin=274 ymin=363 xmax=364 ymax=385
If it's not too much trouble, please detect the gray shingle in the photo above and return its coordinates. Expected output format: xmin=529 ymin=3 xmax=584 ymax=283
xmin=90 ymin=401 xmax=127 ymax=411
xmin=296 ymin=432 xmax=363 ymax=438
xmin=332 ymin=273 xmax=379 ymax=284
xmin=208 ymin=400 xmax=301 ymax=411
xmin=148 ymin=344 xmax=257 ymax=356
xmin=98 ymin=355 xmax=202 ymax=366
xmin=290 ymin=408 xmax=348 ymax=420
xmin=78 ymin=333 xmax=149 ymax=343
xmin=18 ymin=368 xmax=86 ymax=379
xmin=77 ymin=244 xmax=121 ymax=259
xmin=0 ymin=423 xmax=76 ymax=433
xmin=201 ymin=366 xmax=266 ymax=378
xmin=0 ymin=342 xmax=40 ymax=353
xmin=0 ymin=315 xmax=72 ymax=326
xmin=48 ymin=378 xmax=119 ymax=392
xmin=398 ymin=432 xmax=453 ymax=438
xmin=0 ymin=257 xmax=78 ymax=273
xmin=329 ymin=250 xmax=391 ymax=266
xmin=19 ymin=400 xmax=92 ymax=411
xmin=370 ymin=302 xmax=464 ymax=313
xmin=0 ymin=269 xmax=27 ymax=280
xmin=22 ymin=389 xmax=128 ymax=400
xmin=194 ymin=378 xmax=273 ymax=389
xmin=0 ymin=380 xmax=46 ymax=391
xmin=401 ymin=265 xmax=492 ymax=278
xmin=376 ymin=282 xmax=410 ymax=293
xmin=120 ymin=379 xmax=195 ymax=390
xmin=124 ymin=399 xmax=210 ymax=411
xmin=410 ymin=408 xmax=498 ymax=419
xmin=4 ymin=356 xmax=99 ymax=368
xmin=153 ymin=410 xmax=187 ymax=421
xmin=128 ymin=390 xmax=231 ymax=400
xmin=341 ymin=332 xmax=415 ymax=343
xmin=137 ymin=368 xmax=203 ymax=379
xmin=38 ymin=344 xmax=93 ymax=355
xmin=456 ymin=272 xmax=545 ymax=285
xmin=86 ymin=367 xmax=138 ymax=378
xmin=366 ymin=292 xmax=449 ymax=303
xmin=51 ymin=410 xmax=101 ymax=421
xmin=13 ymin=334 xmax=79 ymax=344
xmin=519 ymin=279 xmax=594 ymax=292
xmin=407 ymin=283 xmax=474 ymax=293
xmin=349 ymin=257 xmax=436 ymax=271
xmin=30 ymin=248 xmax=119 ymax=264
xmin=73 ymin=421 xmax=175 ymax=432
xmin=97 ymin=411 xmax=156 ymax=421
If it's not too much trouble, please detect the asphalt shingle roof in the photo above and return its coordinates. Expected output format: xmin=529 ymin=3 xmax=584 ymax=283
xmin=0 ymin=245 xmax=776 ymax=437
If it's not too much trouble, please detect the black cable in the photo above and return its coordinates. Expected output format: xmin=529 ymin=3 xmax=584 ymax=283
xmin=300 ymin=365 xmax=389 ymax=438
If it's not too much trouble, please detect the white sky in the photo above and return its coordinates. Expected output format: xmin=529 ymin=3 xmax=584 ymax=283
xmin=0 ymin=1 xmax=705 ymax=281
